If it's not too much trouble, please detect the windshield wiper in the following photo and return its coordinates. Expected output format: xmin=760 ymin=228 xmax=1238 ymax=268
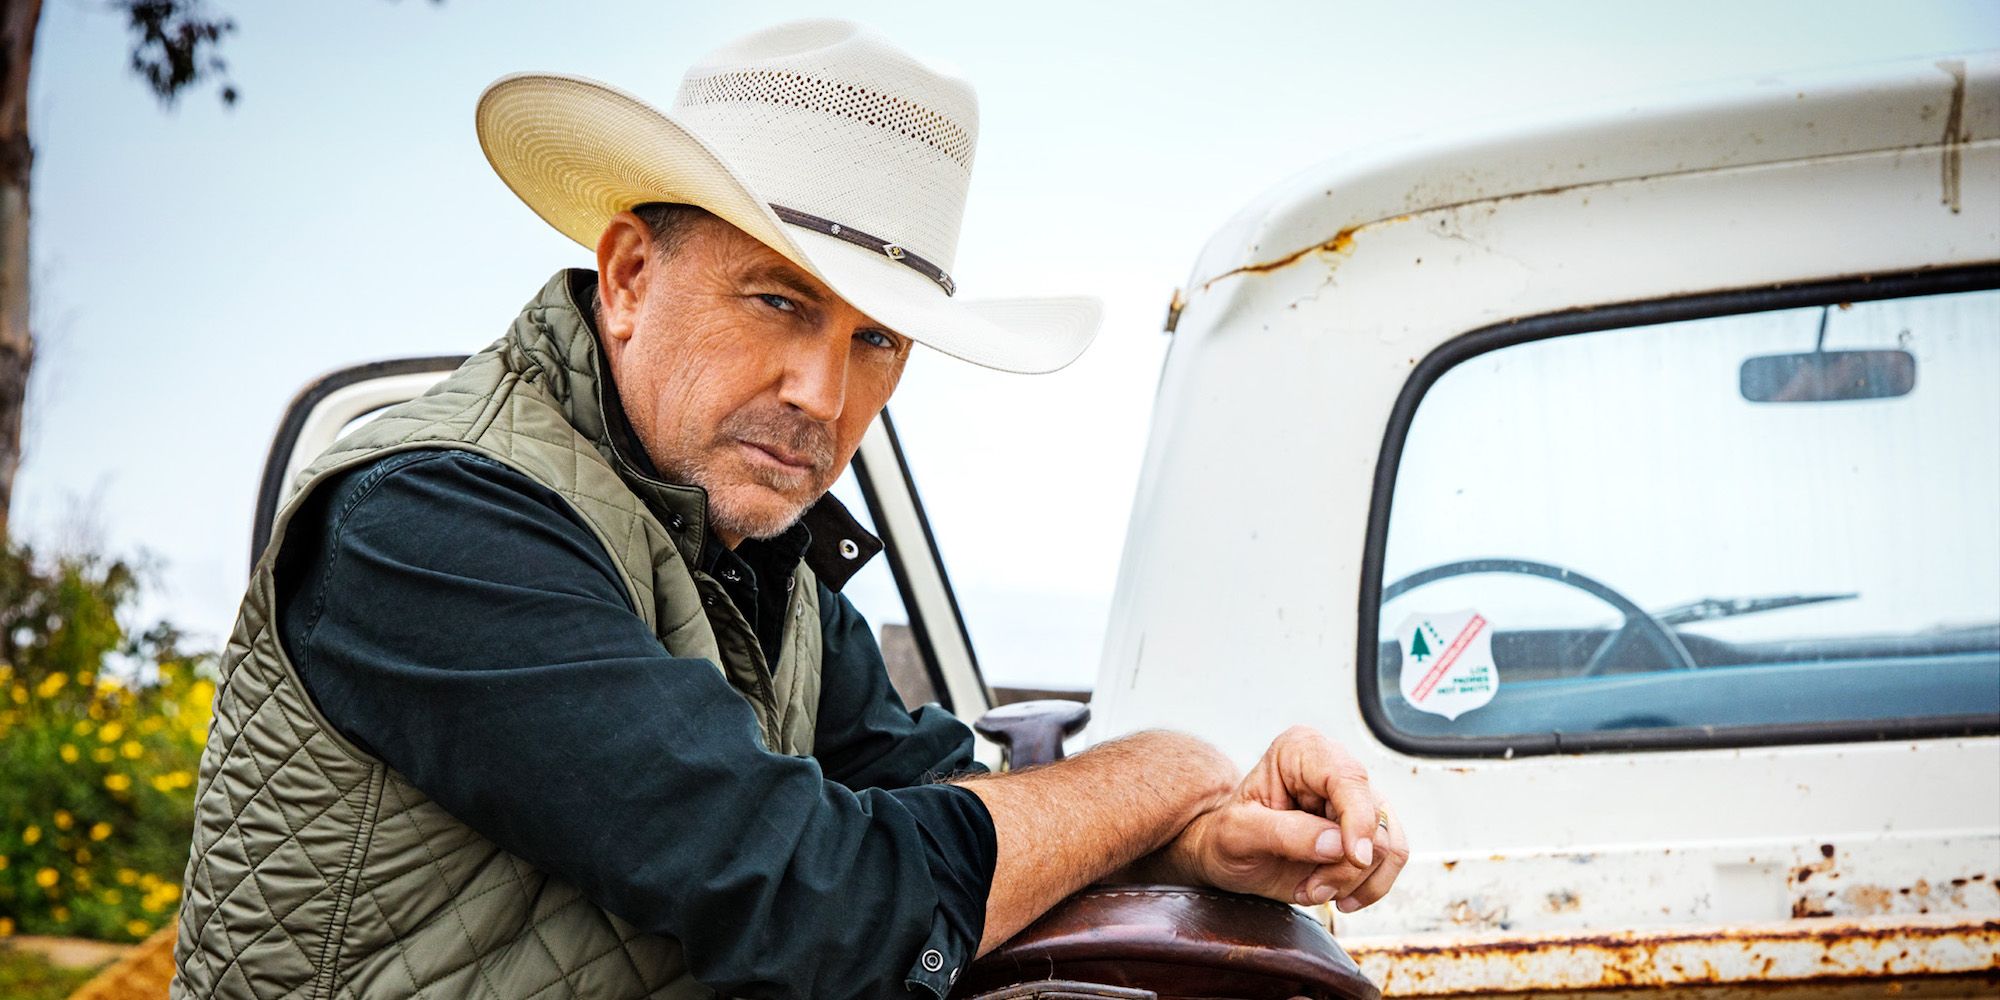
xmin=1651 ymin=593 xmax=1858 ymax=626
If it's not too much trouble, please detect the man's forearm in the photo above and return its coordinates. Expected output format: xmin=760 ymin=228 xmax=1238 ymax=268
xmin=954 ymin=730 xmax=1236 ymax=954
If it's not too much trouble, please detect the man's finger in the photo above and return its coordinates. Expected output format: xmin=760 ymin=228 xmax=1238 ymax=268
xmin=1270 ymin=727 xmax=1377 ymax=867
xmin=1338 ymin=804 xmax=1410 ymax=912
xmin=1217 ymin=803 xmax=1345 ymax=866
xmin=1296 ymin=859 xmax=1373 ymax=907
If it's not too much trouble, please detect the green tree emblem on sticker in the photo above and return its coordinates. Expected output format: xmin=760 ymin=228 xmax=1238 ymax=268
xmin=1409 ymin=628 xmax=1432 ymax=661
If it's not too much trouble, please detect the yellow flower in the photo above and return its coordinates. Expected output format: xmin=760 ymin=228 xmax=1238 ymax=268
xmin=76 ymin=671 xmax=94 ymax=687
xmin=0 ymin=853 xmax=8 ymax=870
xmin=98 ymin=720 xmax=125 ymax=743
xmin=104 ymin=773 xmax=132 ymax=792
xmin=34 ymin=867 xmax=58 ymax=888
xmin=53 ymin=809 xmax=73 ymax=830
xmin=138 ymin=873 xmax=160 ymax=889
xmin=0 ymin=916 xmax=13 ymax=936
xmin=116 ymin=868 xmax=139 ymax=885
xmin=22 ymin=824 xmax=41 ymax=845
xmin=138 ymin=716 xmax=164 ymax=734
xmin=90 ymin=822 xmax=113 ymax=841
xmin=100 ymin=889 xmax=123 ymax=905
xmin=50 ymin=906 xmax=69 ymax=923
xmin=72 ymin=719 xmax=93 ymax=736
xmin=93 ymin=747 xmax=115 ymax=763
xmin=121 ymin=739 xmax=144 ymax=760
xmin=9 ymin=684 xmax=25 ymax=704
xmin=125 ymin=919 xmax=150 ymax=938
xmin=34 ymin=672 xmax=65 ymax=698
xmin=59 ymin=743 xmax=79 ymax=763
xmin=72 ymin=856 xmax=91 ymax=876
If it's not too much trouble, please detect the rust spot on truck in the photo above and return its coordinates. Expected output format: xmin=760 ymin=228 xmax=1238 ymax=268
xmin=1195 ymin=216 xmax=1413 ymax=292
xmin=1938 ymin=59 xmax=1967 ymax=214
xmin=1793 ymin=844 xmax=1837 ymax=883
xmin=1342 ymin=915 xmax=2000 ymax=996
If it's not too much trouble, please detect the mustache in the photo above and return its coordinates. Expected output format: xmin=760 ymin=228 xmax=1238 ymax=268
xmin=720 ymin=406 xmax=836 ymax=475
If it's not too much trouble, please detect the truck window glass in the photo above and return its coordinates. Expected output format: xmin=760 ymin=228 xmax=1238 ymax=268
xmin=1373 ymin=285 xmax=2000 ymax=750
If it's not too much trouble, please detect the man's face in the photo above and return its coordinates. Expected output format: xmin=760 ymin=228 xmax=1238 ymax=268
xmin=595 ymin=211 xmax=912 ymax=546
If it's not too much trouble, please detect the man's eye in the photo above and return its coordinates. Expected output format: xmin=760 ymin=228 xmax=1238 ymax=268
xmin=756 ymin=293 xmax=798 ymax=313
xmin=857 ymin=329 xmax=898 ymax=350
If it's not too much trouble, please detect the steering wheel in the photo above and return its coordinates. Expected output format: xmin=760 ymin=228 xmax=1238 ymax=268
xmin=1381 ymin=558 xmax=1697 ymax=676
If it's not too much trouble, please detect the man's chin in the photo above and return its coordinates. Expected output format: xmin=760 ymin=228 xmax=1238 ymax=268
xmin=706 ymin=485 xmax=816 ymax=543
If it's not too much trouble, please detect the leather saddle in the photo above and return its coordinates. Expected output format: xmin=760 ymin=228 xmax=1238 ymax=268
xmin=956 ymin=883 xmax=1378 ymax=1000
xmin=964 ymin=702 xmax=1379 ymax=1000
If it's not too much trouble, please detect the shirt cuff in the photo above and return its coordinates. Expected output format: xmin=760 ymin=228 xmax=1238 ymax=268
xmin=903 ymin=912 xmax=969 ymax=997
xmin=893 ymin=780 xmax=996 ymax=996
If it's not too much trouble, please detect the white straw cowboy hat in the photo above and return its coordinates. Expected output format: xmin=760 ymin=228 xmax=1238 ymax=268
xmin=476 ymin=18 xmax=1101 ymax=374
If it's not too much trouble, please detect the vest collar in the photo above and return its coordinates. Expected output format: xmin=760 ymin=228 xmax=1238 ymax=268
xmin=507 ymin=269 xmax=882 ymax=590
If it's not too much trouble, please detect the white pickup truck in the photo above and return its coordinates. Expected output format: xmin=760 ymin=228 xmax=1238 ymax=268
xmin=252 ymin=52 xmax=1999 ymax=998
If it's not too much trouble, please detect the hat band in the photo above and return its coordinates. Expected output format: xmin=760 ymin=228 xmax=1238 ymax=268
xmin=771 ymin=204 xmax=956 ymax=297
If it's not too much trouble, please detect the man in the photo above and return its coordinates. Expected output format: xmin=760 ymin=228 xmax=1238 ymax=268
xmin=172 ymin=19 xmax=1406 ymax=1000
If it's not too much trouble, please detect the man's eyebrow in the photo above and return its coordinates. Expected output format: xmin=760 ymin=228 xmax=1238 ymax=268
xmin=741 ymin=263 xmax=826 ymax=304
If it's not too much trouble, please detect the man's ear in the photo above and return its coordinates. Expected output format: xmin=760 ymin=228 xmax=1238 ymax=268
xmin=595 ymin=212 xmax=653 ymax=344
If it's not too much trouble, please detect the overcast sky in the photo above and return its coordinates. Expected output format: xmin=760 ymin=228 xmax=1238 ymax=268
xmin=23 ymin=0 xmax=2000 ymax=689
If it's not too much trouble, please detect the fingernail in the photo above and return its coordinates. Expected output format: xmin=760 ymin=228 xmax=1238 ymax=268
xmin=1337 ymin=896 xmax=1362 ymax=913
xmin=1314 ymin=829 xmax=1343 ymax=860
xmin=1356 ymin=838 xmax=1374 ymax=867
xmin=1310 ymin=883 xmax=1336 ymax=905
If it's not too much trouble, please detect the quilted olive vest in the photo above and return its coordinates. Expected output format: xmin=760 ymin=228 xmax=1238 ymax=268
xmin=171 ymin=271 xmax=826 ymax=999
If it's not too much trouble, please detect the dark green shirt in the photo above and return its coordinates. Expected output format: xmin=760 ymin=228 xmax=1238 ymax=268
xmin=272 ymin=448 xmax=996 ymax=998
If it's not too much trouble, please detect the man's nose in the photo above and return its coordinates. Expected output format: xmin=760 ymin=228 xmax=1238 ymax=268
xmin=777 ymin=332 xmax=848 ymax=423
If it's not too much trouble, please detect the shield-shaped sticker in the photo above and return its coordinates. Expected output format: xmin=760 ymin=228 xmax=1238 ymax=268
xmin=1394 ymin=609 xmax=1498 ymax=721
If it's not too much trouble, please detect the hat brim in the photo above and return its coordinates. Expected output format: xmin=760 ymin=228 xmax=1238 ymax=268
xmin=476 ymin=73 xmax=1100 ymax=374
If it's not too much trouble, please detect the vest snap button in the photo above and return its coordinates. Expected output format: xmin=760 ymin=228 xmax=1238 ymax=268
xmin=921 ymin=950 xmax=944 ymax=973
xmin=668 ymin=513 xmax=686 ymax=531
xmin=838 ymin=538 xmax=860 ymax=560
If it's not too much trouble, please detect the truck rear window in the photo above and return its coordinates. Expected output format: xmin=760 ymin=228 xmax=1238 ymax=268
xmin=1366 ymin=273 xmax=2000 ymax=755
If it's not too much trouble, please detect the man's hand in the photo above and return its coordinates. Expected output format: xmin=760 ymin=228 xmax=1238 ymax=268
xmin=1149 ymin=726 xmax=1407 ymax=912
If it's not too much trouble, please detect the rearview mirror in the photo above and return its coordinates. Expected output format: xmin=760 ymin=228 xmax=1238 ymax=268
xmin=1740 ymin=349 xmax=1915 ymax=403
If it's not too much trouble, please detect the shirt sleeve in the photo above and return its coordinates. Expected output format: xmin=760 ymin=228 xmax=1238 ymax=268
xmin=273 ymin=449 xmax=991 ymax=998
xmin=811 ymin=588 xmax=998 ymax=987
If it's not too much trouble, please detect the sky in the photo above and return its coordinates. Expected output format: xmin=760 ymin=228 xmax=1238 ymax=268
xmin=22 ymin=0 xmax=2000 ymax=690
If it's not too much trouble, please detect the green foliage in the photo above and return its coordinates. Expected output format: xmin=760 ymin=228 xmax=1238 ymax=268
xmin=0 ymin=946 xmax=104 ymax=1000
xmin=0 ymin=545 xmax=213 ymax=943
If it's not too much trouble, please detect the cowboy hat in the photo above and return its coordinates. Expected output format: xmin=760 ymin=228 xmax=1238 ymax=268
xmin=475 ymin=18 xmax=1101 ymax=374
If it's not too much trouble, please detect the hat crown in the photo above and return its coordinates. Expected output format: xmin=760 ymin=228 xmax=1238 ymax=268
xmin=668 ymin=19 xmax=979 ymax=270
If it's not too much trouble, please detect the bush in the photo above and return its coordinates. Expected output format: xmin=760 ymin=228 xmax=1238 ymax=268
xmin=0 ymin=545 xmax=213 ymax=942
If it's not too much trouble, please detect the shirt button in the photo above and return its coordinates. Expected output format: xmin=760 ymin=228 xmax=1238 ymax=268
xmin=920 ymin=950 xmax=944 ymax=973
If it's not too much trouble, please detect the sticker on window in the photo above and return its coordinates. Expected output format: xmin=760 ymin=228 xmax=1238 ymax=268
xmin=1395 ymin=610 xmax=1498 ymax=720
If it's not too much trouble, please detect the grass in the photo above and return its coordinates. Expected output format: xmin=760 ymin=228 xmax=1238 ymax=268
xmin=0 ymin=945 xmax=107 ymax=1000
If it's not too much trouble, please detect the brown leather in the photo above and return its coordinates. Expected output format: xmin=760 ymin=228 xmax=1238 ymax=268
xmin=958 ymin=885 xmax=1379 ymax=1000
xmin=961 ymin=981 xmax=1156 ymax=1000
